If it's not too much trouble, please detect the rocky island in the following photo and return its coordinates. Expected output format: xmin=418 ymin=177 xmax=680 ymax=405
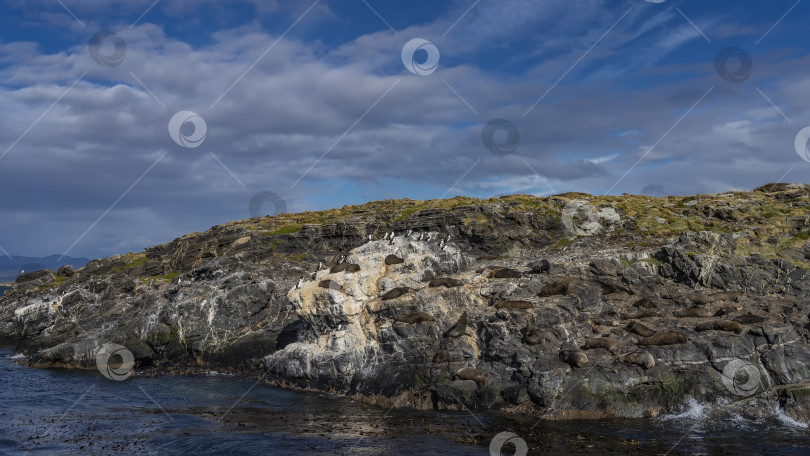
xmin=3 ymin=183 xmax=810 ymax=425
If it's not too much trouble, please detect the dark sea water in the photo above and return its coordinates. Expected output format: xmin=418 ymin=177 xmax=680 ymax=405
xmin=1 ymin=348 xmax=810 ymax=456
xmin=0 ymin=287 xmax=8 ymax=297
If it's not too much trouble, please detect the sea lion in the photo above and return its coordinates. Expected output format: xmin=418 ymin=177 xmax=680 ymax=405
xmin=619 ymin=351 xmax=655 ymax=369
xmin=674 ymin=307 xmax=714 ymax=318
xmin=494 ymin=300 xmax=533 ymax=310
xmin=444 ymin=312 xmax=468 ymax=338
xmin=455 ymin=367 xmax=486 ymax=387
xmin=632 ymin=297 xmax=657 ymax=309
xmin=318 ymin=279 xmax=342 ymax=291
xmin=477 ymin=255 xmax=500 ymax=261
xmin=343 ymin=263 xmax=361 ymax=273
xmin=709 ymin=291 xmax=743 ymax=303
xmin=382 ymin=287 xmax=410 ymax=300
xmin=623 ymin=310 xmax=658 ymax=319
xmin=395 ymin=312 xmax=434 ymax=324
xmin=524 ymin=327 xmax=544 ymax=345
xmin=627 ymin=321 xmax=656 ymax=337
xmin=384 ymin=254 xmax=405 ymax=265
xmin=685 ymin=293 xmax=711 ymax=305
xmin=695 ymin=320 xmax=742 ymax=334
xmin=559 ymin=349 xmax=589 ymax=368
xmin=582 ymin=337 xmax=617 ymax=351
xmin=733 ymin=314 xmax=766 ymax=324
xmin=529 ymin=259 xmax=551 ymax=274
xmin=490 ymin=268 xmax=522 ymax=279
xmin=329 ymin=263 xmax=348 ymax=273
xmin=639 ymin=332 xmax=687 ymax=346
xmin=429 ymin=277 xmax=464 ymax=288
xmin=432 ymin=350 xmax=448 ymax=363
xmin=538 ymin=276 xmax=571 ymax=297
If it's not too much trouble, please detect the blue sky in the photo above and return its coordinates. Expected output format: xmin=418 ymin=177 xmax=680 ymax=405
xmin=0 ymin=0 xmax=809 ymax=259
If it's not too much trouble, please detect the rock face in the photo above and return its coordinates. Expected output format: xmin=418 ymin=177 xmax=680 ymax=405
xmin=3 ymin=186 xmax=810 ymax=423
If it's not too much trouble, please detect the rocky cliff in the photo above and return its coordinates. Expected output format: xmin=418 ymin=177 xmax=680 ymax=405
xmin=3 ymin=183 xmax=810 ymax=423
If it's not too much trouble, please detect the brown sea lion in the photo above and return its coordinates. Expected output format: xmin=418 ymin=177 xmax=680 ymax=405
xmin=343 ymin=263 xmax=361 ymax=273
xmin=455 ymin=367 xmax=487 ymax=387
xmin=429 ymin=277 xmax=464 ymax=288
xmin=619 ymin=351 xmax=655 ymax=369
xmin=494 ymin=300 xmax=533 ymax=310
xmin=382 ymin=287 xmax=410 ymax=300
xmin=582 ymin=337 xmax=617 ymax=351
xmin=524 ymin=327 xmax=544 ymax=345
xmin=685 ymin=293 xmax=711 ymax=305
xmin=329 ymin=263 xmax=348 ymax=273
xmin=432 ymin=350 xmax=448 ymax=363
xmin=632 ymin=297 xmax=658 ymax=309
xmin=623 ymin=310 xmax=658 ymax=319
xmin=639 ymin=332 xmax=687 ymax=346
xmin=477 ymin=255 xmax=500 ymax=261
xmin=529 ymin=259 xmax=551 ymax=274
xmin=627 ymin=321 xmax=656 ymax=337
xmin=538 ymin=276 xmax=571 ymax=297
xmin=384 ymin=254 xmax=405 ymax=265
xmin=318 ymin=279 xmax=342 ymax=291
xmin=733 ymin=314 xmax=766 ymax=324
xmin=674 ymin=307 xmax=714 ymax=318
xmin=444 ymin=312 xmax=468 ymax=338
xmin=559 ymin=349 xmax=589 ymax=368
xmin=695 ymin=320 xmax=742 ymax=334
xmin=491 ymin=268 xmax=522 ymax=279
xmin=395 ymin=312 xmax=434 ymax=324
xmin=709 ymin=291 xmax=743 ymax=302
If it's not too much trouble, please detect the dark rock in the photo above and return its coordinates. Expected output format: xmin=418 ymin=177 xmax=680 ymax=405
xmin=384 ymin=254 xmax=404 ymax=265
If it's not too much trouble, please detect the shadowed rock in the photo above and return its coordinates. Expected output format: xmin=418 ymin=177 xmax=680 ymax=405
xmin=384 ymin=254 xmax=404 ymax=265
xmin=429 ymin=277 xmax=463 ymax=288
xmin=685 ymin=293 xmax=710 ymax=305
xmin=395 ymin=312 xmax=434 ymax=324
xmin=494 ymin=300 xmax=532 ymax=310
xmin=623 ymin=310 xmax=658 ymax=319
xmin=343 ymin=264 xmax=361 ymax=273
xmin=444 ymin=311 xmax=468 ymax=338
xmin=382 ymin=287 xmax=410 ymax=301
xmin=640 ymin=332 xmax=687 ymax=346
xmin=627 ymin=321 xmax=656 ymax=337
xmin=695 ymin=320 xmax=742 ymax=334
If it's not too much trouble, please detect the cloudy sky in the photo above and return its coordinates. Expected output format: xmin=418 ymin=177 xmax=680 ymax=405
xmin=0 ymin=0 xmax=808 ymax=259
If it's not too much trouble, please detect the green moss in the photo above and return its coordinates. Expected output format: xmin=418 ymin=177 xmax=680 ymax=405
xmin=272 ymin=223 xmax=304 ymax=235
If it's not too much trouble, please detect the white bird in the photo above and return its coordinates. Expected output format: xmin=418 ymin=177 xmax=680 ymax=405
xmin=317 ymin=262 xmax=323 ymax=271
xmin=296 ymin=278 xmax=304 ymax=289
xmin=383 ymin=232 xmax=390 ymax=240
xmin=406 ymin=229 xmax=413 ymax=237
xmin=439 ymin=239 xmax=445 ymax=249
xmin=338 ymin=255 xmax=346 ymax=264
xmin=367 ymin=234 xmax=373 ymax=242
xmin=417 ymin=233 xmax=424 ymax=241
xmin=426 ymin=233 xmax=433 ymax=242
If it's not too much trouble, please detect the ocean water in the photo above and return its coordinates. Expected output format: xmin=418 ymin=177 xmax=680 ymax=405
xmin=1 ymin=348 xmax=809 ymax=455
xmin=0 ymin=287 xmax=8 ymax=297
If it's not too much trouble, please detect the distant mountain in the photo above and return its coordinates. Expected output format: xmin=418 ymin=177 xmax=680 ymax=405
xmin=0 ymin=254 xmax=91 ymax=283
